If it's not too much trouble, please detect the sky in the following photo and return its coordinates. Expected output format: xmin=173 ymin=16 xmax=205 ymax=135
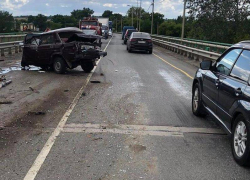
xmin=0 ymin=0 xmax=184 ymax=19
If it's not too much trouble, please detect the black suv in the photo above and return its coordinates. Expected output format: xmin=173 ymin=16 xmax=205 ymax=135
xmin=22 ymin=27 xmax=107 ymax=74
xmin=192 ymin=41 xmax=250 ymax=166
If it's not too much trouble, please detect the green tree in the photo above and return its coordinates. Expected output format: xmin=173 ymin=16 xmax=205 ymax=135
xmin=34 ymin=14 xmax=47 ymax=31
xmin=46 ymin=21 xmax=62 ymax=30
xmin=71 ymin=8 xmax=94 ymax=20
xmin=0 ymin=11 xmax=14 ymax=33
xmin=186 ymin=0 xmax=250 ymax=43
xmin=102 ymin=10 xmax=113 ymax=18
xmin=28 ymin=15 xmax=35 ymax=23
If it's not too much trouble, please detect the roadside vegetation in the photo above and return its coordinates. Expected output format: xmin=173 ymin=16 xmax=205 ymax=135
xmin=0 ymin=0 xmax=249 ymax=43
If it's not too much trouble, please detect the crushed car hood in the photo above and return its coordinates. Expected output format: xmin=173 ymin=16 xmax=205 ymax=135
xmin=66 ymin=33 xmax=102 ymax=43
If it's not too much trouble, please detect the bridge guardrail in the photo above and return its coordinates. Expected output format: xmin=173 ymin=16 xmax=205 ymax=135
xmin=152 ymin=38 xmax=222 ymax=61
xmin=151 ymin=35 xmax=231 ymax=55
xmin=0 ymin=41 xmax=23 ymax=56
xmin=0 ymin=34 xmax=25 ymax=43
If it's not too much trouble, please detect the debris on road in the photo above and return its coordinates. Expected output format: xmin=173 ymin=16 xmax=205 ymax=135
xmin=0 ymin=75 xmax=12 ymax=89
xmin=0 ymin=59 xmax=4 ymax=61
xmin=64 ymin=89 xmax=69 ymax=92
xmin=92 ymin=137 xmax=103 ymax=141
xmin=100 ymin=73 xmax=104 ymax=76
xmin=0 ymin=101 xmax=13 ymax=104
xmin=29 ymin=87 xmax=39 ymax=93
xmin=38 ymin=71 xmax=46 ymax=73
xmin=28 ymin=111 xmax=46 ymax=115
xmin=115 ymin=70 xmax=118 ymax=72
xmin=90 ymin=80 xmax=101 ymax=83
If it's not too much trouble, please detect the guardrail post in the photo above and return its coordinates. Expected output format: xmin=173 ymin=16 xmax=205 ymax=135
xmin=15 ymin=46 xmax=18 ymax=53
xmin=8 ymin=47 xmax=12 ymax=55
xmin=1 ymin=49 xmax=4 ymax=56
xmin=19 ymin=46 xmax=22 ymax=52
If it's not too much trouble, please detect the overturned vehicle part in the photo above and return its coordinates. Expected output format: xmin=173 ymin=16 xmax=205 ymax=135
xmin=21 ymin=27 xmax=107 ymax=74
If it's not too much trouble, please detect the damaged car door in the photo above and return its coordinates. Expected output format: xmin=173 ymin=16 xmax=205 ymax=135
xmin=37 ymin=34 xmax=57 ymax=65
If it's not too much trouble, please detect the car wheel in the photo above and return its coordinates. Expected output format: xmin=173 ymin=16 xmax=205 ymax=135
xmin=192 ymin=83 xmax=206 ymax=116
xmin=149 ymin=50 xmax=152 ymax=54
xmin=128 ymin=47 xmax=132 ymax=53
xmin=53 ymin=57 xmax=66 ymax=74
xmin=81 ymin=62 xmax=94 ymax=73
xmin=21 ymin=55 xmax=28 ymax=67
xmin=232 ymin=115 xmax=250 ymax=166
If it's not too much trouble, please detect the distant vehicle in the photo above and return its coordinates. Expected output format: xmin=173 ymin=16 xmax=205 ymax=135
xmin=102 ymin=25 xmax=109 ymax=39
xmin=122 ymin=26 xmax=135 ymax=40
xmin=82 ymin=29 xmax=97 ymax=35
xmin=126 ymin=32 xmax=152 ymax=54
xmin=108 ymin=29 xmax=113 ymax=36
xmin=192 ymin=41 xmax=250 ymax=166
xmin=98 ymin=18 xmax=109 ymax=29
xmin=21 ymin=27 xmax=107 ymax=74
xmin=109 ymin=21 xmax=113 ymax=30
xmin=124 ymin=29 xmax=138 ymax=44
xmin=80 ymin=17 xmax=102 ymax=36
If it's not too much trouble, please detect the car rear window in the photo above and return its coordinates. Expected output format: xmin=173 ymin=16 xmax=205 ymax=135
xmin=132 ymin=33 xmax=151 ymax=39
xmin=59 ymin=32 xmax=76 ymax=42
xmin=128 ymin=30 xmax=137 ymax=35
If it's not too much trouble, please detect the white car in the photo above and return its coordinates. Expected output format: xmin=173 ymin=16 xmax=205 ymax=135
xmin=108 ymin=29 xmax=113 ymax=36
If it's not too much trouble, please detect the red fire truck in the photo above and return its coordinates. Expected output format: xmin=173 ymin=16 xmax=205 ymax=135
xmin=79 ymin=17 xmax=102 ymax=35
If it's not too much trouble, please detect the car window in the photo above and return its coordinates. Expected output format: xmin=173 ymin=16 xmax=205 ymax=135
xmin=40 ymin=34 xmax=56 ymax=45
xmin=216 ymin=49 xmax=242 ymax=75
xmin=30 ymin=37 xmax=41 ymax=46
xmin=230 ymin=50 xmax=250 ymax=82
xmin=133 ymin=33 xmax=151 ymax=39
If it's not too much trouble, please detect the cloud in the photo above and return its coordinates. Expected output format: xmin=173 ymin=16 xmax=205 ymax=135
xmin=0 ymin=0 xmax=29 ymax=10
xmin=46 ymin=3 xmax=49 ymax=6
xmin=103 ymin=3 xmax=116 ymax=8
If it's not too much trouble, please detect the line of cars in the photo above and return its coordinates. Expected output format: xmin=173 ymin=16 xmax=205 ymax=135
xmin=122 ymin=26 xmax=153 ymax=54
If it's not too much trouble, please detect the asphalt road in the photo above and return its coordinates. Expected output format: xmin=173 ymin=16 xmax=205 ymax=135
xmin=1 ymin=34 xmax=250 ymax=180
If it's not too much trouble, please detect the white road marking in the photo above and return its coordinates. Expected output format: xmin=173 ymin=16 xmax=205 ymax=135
xmin=23 ymin=37 xmax=113 ymax=180
xmin=63 ymin=123 xmax=225 ymax=136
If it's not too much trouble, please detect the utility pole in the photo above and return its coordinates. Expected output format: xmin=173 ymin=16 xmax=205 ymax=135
xmin=116 ymin=18 xmax=117 ymax=32
xmin=139 ymin=0 xmax=142 ymax=31
xmin=181 ymin=0 xmax=186 ymax=39
xmin=121 ymin=17 xmax=123 ymax=32
xmin=132 ymin=7 xmax=134 ymax=27
xmin=137 ymin=0 xmax=139 ymax=30
xmin=151 ymin=0 xmax=154 ymax=34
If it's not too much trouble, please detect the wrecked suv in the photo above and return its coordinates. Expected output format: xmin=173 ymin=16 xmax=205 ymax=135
xmin=21 ymin=27 xmax=107 ymax=73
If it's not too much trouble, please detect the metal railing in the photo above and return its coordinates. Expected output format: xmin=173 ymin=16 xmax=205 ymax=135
xmin=0 ymin=41 xmax=23 ymax=56
xmin=0 ymin=34 xmax=25 ymax=43
xmin=151 ymin=35 xmax=233 ymax=61
xmin=151 ymin=34 xmax=231 ymax=55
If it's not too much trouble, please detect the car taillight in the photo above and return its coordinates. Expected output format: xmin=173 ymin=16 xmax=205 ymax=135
xmin=130 ymin=38 xmax=136 ymax=42
xmin=147 ymin=40 xmax=152 ymax=43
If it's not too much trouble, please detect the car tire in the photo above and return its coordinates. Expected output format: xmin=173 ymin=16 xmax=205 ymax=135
xmin=192 ymin=83 xmax=206 ymax=116
xmin=21 ymin=55 xmax=28 ymax=67
xmin=124 ymin=40 xmax=127 ymax=44
xmin=128 ymin=47 xmax=132 ymax=53
xmin=232 ymin=115 xmax=250 ymax=166
xmin=53 ymin=57 xmax=66 ymax=74
xmin=149 ymin=50 xmax=152 ymax=54
xmin=81 ymin=62 xmax=94 ymax=73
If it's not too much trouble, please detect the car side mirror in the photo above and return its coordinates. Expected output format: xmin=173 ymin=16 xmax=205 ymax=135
xmin=200 ymin=60 xmax=212 ymax=70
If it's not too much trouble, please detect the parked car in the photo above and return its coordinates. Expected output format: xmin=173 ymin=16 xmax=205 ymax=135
xmin=124 ymin=29 xmax=138 ymax=44
xmin=192 ymin=41 xmax=250 ymax=166
xmin=122 ymin=26 xmax=135 ymax=40
xmin=126 ymin=32 xmax=153 ymax=54
xmin=82 ymin=29 xmax=97 ymax=35
xmin=21 ymin=27 xmax=107 ymax=74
